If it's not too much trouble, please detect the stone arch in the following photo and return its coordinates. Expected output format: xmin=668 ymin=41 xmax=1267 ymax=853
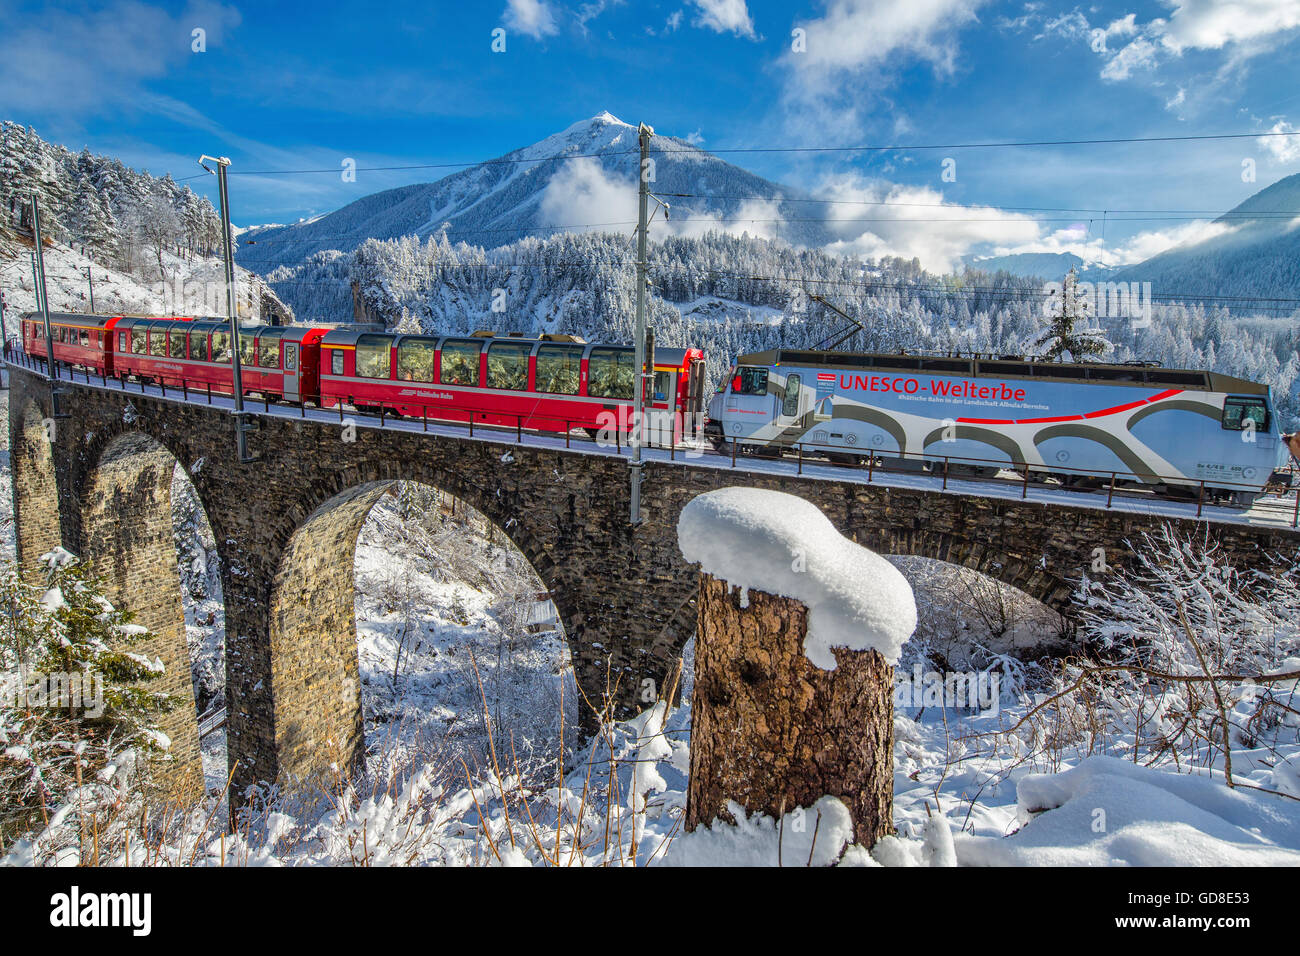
xmin=261 ymin=463 xmax=579 ymax=787
xmin=843 ymin=525 xmax=1076 ymax=615
xmin=75 ymin=430 xmax=210 ymax=797
xmin=9 ymin=396 xmax=63 ymax=580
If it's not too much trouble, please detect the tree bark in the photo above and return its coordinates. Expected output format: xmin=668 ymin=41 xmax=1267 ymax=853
xmin=686 ymin=574 xmax=895 ymax=849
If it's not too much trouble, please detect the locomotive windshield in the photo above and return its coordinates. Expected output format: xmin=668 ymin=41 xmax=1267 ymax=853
xmin=1222 ymin=396 xmax=1269 ymax=431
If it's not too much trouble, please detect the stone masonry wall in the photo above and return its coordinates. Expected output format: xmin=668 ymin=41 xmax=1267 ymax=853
xmin=11 ymin=366 xmax=1300 ymax=800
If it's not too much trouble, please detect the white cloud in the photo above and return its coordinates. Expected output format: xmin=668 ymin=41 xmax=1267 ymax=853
xmin=538 ymin=158 xmax=786 ymax=241
xmin=987 ymin=219 xmax=1238 ymax=269
xmin=690 ymin=0 xmax=756 ymax=38
xmin=503 ymin=0 xmax=559 ymax=40
xmin=1100 ymin=36 xmax=1160 ymax=80
xmin=1259 ymin=120 xmax=1300 ymax=163
xmin=779 ymin=0 xmax=988 ymax=136
xmin=815 ymin=176 xmax=1040 ymax=273
xmin=0 ymin=0 xmax=241 ymax=115
xmin=1095 ymin=1 xmax=1300 ymax=83
xmin=1157 ymin=0 xmax=1300 ymax=51
xmin=538 ymin=158 xmax=636 ymax=231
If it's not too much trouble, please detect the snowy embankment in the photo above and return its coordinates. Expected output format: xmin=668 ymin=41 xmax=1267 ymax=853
xmin=0 ymin=238 xmax=282 ymax=321
xmin=3 ymin=410 xmax=1298 ymax=865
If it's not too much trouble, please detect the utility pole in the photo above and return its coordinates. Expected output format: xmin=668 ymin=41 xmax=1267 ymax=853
xmin=630 ymin=122 xmax=653 ymax=525
xmin=81 ymin=266 xmax=94 ymax=314
xmin=1 ymin=290 xmax=9 ymax=372
xmin=200 ymin=154 xmax=255 ymax=463
xmin=30 ymin=193 xmax=55 ymax=372
xmin=31 ymin=193 xmax=67 ymax=417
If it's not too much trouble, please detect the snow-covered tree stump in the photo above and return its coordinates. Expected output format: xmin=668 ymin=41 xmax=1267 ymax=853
xmin=677 ymin=488 xmax=917 ymax=849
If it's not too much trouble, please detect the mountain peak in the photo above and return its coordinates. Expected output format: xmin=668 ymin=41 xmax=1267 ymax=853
xmin=590 ymin=110 xmax=630 ymax=127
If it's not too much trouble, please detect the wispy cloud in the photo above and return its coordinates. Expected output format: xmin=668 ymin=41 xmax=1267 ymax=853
xmin=1258 ymin=119 xmax=1300 ymax=163
xmin=0 ymin=0 xmax=241 ymax=115
xmin=815 ymin=174 xmax=1039 ymax=273
xmin=779 ymin=0 xmax=988 ymax=138
xmin=502 ymin=0 xmax=559 ymax=40
xmin=690 ymin=0 xmax=756 ymax=39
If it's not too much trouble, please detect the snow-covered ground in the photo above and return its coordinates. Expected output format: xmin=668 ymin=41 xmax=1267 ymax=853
xmin=0 ymin=238 xmax=283 ymax=322
xmin=4 ymin=367 xmax=1299 ymax=866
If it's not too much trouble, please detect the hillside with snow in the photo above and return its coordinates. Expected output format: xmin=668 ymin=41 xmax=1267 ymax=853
xmin=236 ymin=112 xmax=840 ymax=274
xmin=0 ymin=121 xmax=291 ymax=325
xmin=1113 ymin=172 xmax=1300 ymax=300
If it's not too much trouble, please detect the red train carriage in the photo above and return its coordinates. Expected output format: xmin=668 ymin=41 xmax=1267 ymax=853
xmin=20 ymin=312 xmax=129 ymax=375
xmin=318 ymin=330 xmax=707 ymax=437
xmin=111 ymin=319 xmax=326 ymax=403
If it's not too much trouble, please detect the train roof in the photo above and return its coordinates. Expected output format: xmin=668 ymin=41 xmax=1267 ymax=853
xmin=739 ymin=348 xmax=1269 ymax=395
xmin=318 ymin=329 xmax=699 ymax=364
xmin=22 ymin=312 xmax=212 ymax=326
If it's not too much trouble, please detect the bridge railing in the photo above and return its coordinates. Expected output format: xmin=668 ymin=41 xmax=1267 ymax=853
xmin=724 ymin=434 xmax=1298 ymax=524
xmin=9 ymin=345 xmax=1300 ymax=528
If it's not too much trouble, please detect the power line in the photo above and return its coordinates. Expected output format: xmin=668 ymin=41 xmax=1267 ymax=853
xmin=650 ymin=129 xmax=1300 ymax=157
xmin=172 ymin=127 xmax=1300 ymax=183
xmin=659 ymin=192 xmax=1300 ymax=217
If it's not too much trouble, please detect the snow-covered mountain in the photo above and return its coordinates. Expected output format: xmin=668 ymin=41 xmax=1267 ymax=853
xmin=962 ymin=251 xmax=1115 ymax=281
xmin=1113 ymin=172 xmax=1300 ymax=301
xmin=236 ymin=112 xmax=840 ymax=273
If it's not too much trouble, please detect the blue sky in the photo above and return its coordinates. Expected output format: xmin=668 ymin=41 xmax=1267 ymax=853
xmin=4 ymin=0 xmax=1300 ymax=270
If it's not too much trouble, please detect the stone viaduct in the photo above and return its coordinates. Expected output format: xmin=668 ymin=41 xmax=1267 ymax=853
xmin=9 ymin=364 xmax=1300 ymax=800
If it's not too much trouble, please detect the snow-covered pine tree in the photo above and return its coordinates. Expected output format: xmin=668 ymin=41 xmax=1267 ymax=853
xmin=1033 ymin=266 xmax=1111 ymax=362
xmin=0 ymin=550 xmax=175 ymax=853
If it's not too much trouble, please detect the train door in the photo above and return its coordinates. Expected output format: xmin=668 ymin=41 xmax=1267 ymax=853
xmin=685 ymin=358 xmax=706 ymax=439
xmin=283 ymin=342 xmax=301 ymax=402
xmin=776 ymin=370 xmax=804 ymax=428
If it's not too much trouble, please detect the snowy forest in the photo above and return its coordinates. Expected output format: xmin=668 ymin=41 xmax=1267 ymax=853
xmin=270 ymin=228 xmax=1300 ymax=428
xmin=0 ymin=121 xmax=222 ymax=278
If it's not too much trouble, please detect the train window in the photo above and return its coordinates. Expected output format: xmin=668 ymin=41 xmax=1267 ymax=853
xmin=239 ymin=331 xmax=256 ymax=367
xmin=169 ymin=329 xmax=187 ymax=359
xmin=80 ymin=329 xmax=90 ymax=347
xmin=1222 ymin=397 xmax=1269 ymax=431
xmin=355 ymin=334 xmax=392 ymax=379
xmin=189 ymin=330 xmax=208 ymax=362
xmin=486 ymin=341 xmax=532 ymax=390
xmin=258 ymin=337 xmax=280 ymax=368
xmin=535 ymin=344 xmax=583 ymax=394
xmin=397 ymin=338 xmax=437 ymax=382
xmin=131 ymin=328 xmax=146 ymax=354
xmin=782 ymin=373 xmax=801 ymax=416
xmin=118 ymin=331 xmax=127 ymax=352
xmin=653 ymin=370 xmax=672 ymax=403
xmin=284 ymin=345 xmax=297 ymax=372
xmin=331 ymin=349 xmax=344 ymax=376
xmin=148 ymin=329 xmax=166 ymax=356
xmin=587 ymin=348 xmax=635 ymax=399
xmin=735 ymin=366 xmax=769 ymax=396
xmin=440 ymin=340 xmax=481 ymax=386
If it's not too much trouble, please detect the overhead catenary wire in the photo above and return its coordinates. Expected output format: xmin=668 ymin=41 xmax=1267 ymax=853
xmin=174 ymin=126 xmax=1300 ymax=183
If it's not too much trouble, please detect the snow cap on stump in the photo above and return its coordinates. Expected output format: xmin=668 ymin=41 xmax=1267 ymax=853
xmin=676 ymin=487 xmax=916 ymax=668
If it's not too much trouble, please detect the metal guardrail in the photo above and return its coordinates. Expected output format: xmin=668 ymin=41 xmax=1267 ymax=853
xmin=9 ymin=343 xmax=1300 ymax=527
xmin=197 ymin=707 xmax=226 ymax=739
